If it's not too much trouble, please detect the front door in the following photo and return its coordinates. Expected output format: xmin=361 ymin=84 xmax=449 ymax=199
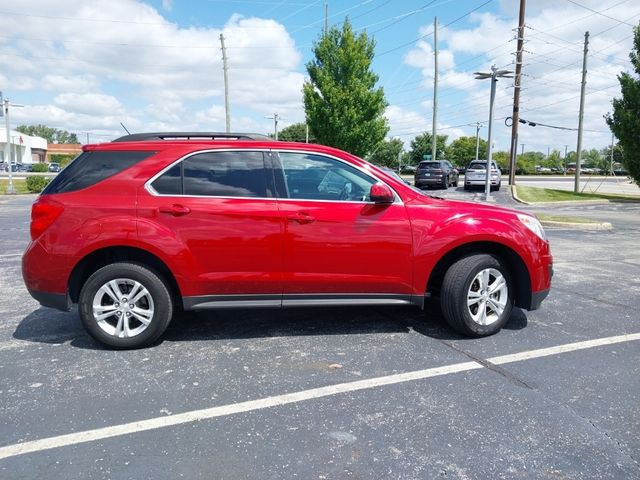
xmin=272 ymin=151 xmax=413 ymax=303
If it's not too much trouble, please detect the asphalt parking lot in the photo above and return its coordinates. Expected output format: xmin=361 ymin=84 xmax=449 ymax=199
xmin=1 ymin=190 xmax=639 ymax=479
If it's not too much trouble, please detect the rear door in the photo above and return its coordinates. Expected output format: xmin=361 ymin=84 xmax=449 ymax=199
xmin=137 ymin=149 xmax=283 ymax=303
xmin=271 ymin=150 xmax=413 ymax=303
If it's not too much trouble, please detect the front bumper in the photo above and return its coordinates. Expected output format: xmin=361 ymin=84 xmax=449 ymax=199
xmin=529 ymin=264 xmax=553 ymax=310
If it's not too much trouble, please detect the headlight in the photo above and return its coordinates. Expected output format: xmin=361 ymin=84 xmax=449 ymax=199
xmin=517 ymin=214 xmax=547 ymax=241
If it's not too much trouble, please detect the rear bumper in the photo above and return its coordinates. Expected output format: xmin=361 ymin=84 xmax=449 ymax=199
xmin=415 ymin=176 xmax=446 ymax=187
xmin=27 ymin=289 xmax=71 ymax=311
xmin=465 ymin=178 xmax=500 ymax=186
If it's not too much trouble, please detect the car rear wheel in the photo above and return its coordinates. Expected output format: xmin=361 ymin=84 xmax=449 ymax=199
xmin=440 ymin=254 xmax=513 ymax=337
xmin=78 ymin=262 xmax=174 ymax=349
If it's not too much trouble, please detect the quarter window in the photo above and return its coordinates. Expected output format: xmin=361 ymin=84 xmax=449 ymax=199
xmin=278 ymin=152 xmax=377 ymax=202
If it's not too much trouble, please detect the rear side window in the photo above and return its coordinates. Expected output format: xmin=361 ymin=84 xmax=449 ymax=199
xmin=151 ymin=151 xmax=269 ymax=198
xmin=42 ymin=151 xmax=155 ymax=194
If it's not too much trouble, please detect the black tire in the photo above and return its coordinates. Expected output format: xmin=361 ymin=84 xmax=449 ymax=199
xmin=78 ymin=262 xmax=174 ymax=349
xmin=463 ymin=184 xmax=470 ymax=191
xmin=440 ymin=254 xmax=513 ymax=337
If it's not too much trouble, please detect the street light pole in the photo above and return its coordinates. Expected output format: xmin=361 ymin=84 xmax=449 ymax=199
xmin=475 ymin=66 xmax=513 ymax=201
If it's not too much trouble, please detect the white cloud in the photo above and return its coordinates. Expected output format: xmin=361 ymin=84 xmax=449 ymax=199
xmin=0 ymin=0 xmax=305 ymax=137
xmin=162 ymin=0 xmax=172 ymax=11
xmin=54 ymin=93 xmax=124 ymax=116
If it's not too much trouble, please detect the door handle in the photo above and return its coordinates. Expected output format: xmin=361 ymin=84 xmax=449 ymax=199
xmin=287 ymin=212 xmax=315 ymax=224
xmin=158 ymin=204 xmax=191 ymax=216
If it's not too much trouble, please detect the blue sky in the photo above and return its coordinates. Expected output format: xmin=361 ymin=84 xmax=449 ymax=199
xmin=1 ymin=0 xmax=637 ymax=154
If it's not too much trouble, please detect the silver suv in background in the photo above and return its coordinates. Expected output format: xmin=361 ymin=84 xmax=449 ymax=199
xmin=464 ymin=160 xmax=502 ymax=191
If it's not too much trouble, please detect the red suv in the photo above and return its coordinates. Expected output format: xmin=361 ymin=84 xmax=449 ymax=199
xmin=22 ymin=132 xmax=552 ymax=349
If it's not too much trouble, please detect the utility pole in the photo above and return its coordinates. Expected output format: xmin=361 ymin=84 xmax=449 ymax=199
xmin=574 ymin=31 xmax=589 ymax=193
xmin=324 ymin=1 xmax=328 ymax=35
xmin=431 ymin=17 xmax=438 ymax=162
xmin=305 ymin=124 xmax=309 ymax=143
xmin=610 ymin=133 xmax=615 ymax=175
xmin=508 ymin=0 xmax=526 ymax=186
xmin=474 ymin=122 xmax=483 ymax=161
xmin=564 ymin=144 xmax=568 ymax=174
xmin=547 ymin=146 xmax=550 ymax=158
xmin=220 ymin=33 xmax=231 ymax=133
xmin=521 ymin=144 xmax=525 ymax=156
xmin=265 ymin=113 xmax=280 ymax=140
xmin=86 ymin=132 xmax=90 ymax=144
xmin=3 ymin=97 xmax=15 ymax=194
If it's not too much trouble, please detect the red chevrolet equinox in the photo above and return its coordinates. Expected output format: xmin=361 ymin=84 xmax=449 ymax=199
xmin=22 ymin=133 xmax=552 ymax=349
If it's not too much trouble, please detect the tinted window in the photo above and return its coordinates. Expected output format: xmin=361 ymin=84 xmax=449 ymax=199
xmin=419 ymin=162 xmax=440 ymax=169
xmin=468 ymin=161 xmax=497 ymax=170
xmin=278 ymin=152 xmax=376 ymax=202
xmin=43 ymin=151 xmax=155 ymax=194
xmin=182 ymin=151 xmax=267 ymax=197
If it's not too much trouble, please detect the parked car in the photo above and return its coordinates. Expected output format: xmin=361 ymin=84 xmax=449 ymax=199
xmin=48 ymin=162 xmax=61 ymax=173
xmin=414 ymin=160 xmax=459 ymax=189
xmin=23 ymin=132 xmax=552 ymax=349
xmin=464 ymin=160 xmax=502 ymax=191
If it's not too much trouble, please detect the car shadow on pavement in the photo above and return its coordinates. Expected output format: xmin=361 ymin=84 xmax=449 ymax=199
xmin=13 ymin=303 xmax=528 ymax=349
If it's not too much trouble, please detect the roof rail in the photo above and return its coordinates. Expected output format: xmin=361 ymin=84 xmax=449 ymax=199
xmin=113 ymin=132 xmax=273 ymax=142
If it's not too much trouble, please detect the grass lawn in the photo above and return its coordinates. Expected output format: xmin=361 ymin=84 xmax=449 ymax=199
xmin=0 ymin=179 xmax=30 ymax=194
xmin=515 ymin=185 xmax=640 ymax=203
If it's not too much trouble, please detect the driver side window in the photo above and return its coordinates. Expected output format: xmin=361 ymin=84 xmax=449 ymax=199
xmin=278 ymin=152 xmax=377 ymax=202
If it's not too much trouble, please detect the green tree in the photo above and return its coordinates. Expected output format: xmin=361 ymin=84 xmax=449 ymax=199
xmin=15 ymin=124 xmax=78 ymax=144
xmin=303 ymin=19 xmax=388 ymax=157
xmin=583 ymin=148 xmax=603 ymax=169
xmin=601 ymin=143 xmax=624 ymax=173
xmin=492 ymin=151 xmax=510 ymax=171
xmin=367 ymin=138 xmax=403 ymax=168
xmin=408 ymin=132 xmax=448 ymax=165
xmin=606 ymin=22 xmax=640 ymax=185
xmin=446 ymin=136 xmax=487 ymax=166
xmin=275 ymin=123 xmax=314 ymax=142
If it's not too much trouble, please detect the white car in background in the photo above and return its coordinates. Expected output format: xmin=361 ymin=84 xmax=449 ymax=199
xmin=464 ymin=160 xmax=502 ymax=191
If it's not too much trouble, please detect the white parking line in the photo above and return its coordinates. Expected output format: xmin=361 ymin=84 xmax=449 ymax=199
xmin=1 ymin=332 xmax=639 ymax=460
xmin=0 ymin=253 xmax=22 ymax=258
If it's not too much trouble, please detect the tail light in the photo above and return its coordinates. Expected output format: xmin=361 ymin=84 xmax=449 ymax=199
xmin=30 ymin=199 xmax=63 ymax=240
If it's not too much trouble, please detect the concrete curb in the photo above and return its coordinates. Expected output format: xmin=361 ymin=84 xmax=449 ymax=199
xmin=539 ymin=220 xmax=613 ymax=231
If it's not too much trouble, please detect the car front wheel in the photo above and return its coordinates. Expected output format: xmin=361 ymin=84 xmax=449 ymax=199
xmin=440 ymin=254 xmax=513 ymax=337
xmin=78 ymin=262 xmax=174 ymax=349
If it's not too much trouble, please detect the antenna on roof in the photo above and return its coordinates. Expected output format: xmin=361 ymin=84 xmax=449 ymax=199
xmin=120 ymin=122 xmax=131 ymax=135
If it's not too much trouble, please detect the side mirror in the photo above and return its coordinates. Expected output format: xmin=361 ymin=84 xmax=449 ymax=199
xmin=370 ymin=182 xmax=394 ymax=204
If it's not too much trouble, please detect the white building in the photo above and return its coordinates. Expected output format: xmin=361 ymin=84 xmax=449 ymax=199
xmin=0 ymin=128 xmax=48 ymax=165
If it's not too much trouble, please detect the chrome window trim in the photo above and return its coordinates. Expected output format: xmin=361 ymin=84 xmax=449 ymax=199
xmin=272 ymin=149 xmax=403 ymax=205
xmin=144 ymin=147 xmax=403 ymax=205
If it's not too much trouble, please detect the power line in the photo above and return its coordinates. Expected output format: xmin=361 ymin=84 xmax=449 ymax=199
xmin=375 ymin=0 xmax=495 ymax=57
xmin=564 ymin=0 xmax=636 ymax=26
